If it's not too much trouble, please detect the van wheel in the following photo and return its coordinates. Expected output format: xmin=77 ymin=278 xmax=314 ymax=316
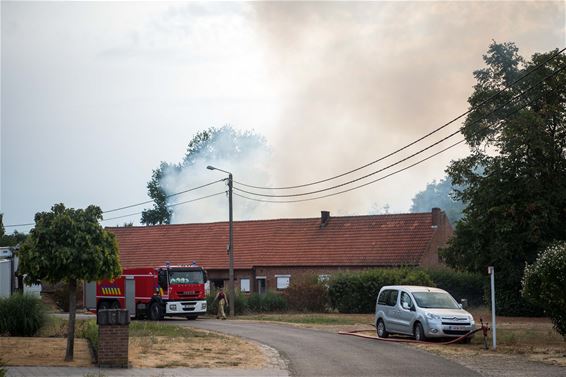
xmin=376 ymin=319 xmax=389 ymax=338
xmin=414 ymin=322 xmax=426 ymax=342
xmin=148 ymin=302 xmax=163 ymax=321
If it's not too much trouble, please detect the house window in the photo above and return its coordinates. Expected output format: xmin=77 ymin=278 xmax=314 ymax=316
xmin=256 ymin=276 xmax=266 ymax=294
xmin=275 ymin=275 xmax=290 ymax=290
xmin=240 ymin=278 xmax=250 ymax=293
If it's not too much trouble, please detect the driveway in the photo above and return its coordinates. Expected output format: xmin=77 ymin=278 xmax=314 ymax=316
xmin=178 ymin=319 xmax=480 ymax=377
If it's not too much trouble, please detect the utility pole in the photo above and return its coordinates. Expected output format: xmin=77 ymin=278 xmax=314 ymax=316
xmin=207 ymin=165 xmax=235 ymax=318
xmin=488 ymin=266 xmax=496 ymax=351
xmin=227 ymin=172 xmax=234 ymax=317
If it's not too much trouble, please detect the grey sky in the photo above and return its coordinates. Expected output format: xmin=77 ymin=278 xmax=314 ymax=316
xmin=1 ymin=1 xmax=564 ymax=232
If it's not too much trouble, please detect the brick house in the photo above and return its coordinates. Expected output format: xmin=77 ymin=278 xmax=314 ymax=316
xmin=107 ymin=208 xmax=452 ymax=294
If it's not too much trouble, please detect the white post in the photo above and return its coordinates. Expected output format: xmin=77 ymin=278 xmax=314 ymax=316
xmin=488 ymin=266 xmax=496 ymax=351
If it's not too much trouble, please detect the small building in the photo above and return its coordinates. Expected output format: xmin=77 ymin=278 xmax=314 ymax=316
xmin=0 ymin=246 xmax=41 ymax=298
xmin=107 ymin=208 xmax=452 ymax=293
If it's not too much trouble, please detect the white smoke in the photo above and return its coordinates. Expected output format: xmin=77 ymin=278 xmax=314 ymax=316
xmin=159 ymin=127 xmax=275 ymax=223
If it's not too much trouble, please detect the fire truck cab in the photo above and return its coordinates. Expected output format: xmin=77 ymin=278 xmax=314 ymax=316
xmin=95 ymin=263 xmax=207 ymax=320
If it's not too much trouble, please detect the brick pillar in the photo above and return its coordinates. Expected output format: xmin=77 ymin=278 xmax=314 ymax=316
xmin=97 ymin=309 xmax=130 ymax=368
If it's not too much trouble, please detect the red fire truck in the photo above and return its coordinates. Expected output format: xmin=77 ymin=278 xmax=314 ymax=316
xmin=95 ymin=263 xmax=207 ymax=320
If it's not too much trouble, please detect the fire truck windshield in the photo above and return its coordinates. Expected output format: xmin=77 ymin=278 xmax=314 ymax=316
xmin=169 ymin=270 xmax=204 ymax=285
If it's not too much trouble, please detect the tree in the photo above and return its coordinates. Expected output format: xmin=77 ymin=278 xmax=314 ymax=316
xmin=141 ymin=162 xmax=173 ymax=225
xmin=441 ymin=42 xmax=566 ymax=315
xmin=410 ymin=176 xmax=465 ymax=224
xmin=522 ymin=242 xmax=566 ymax=338
xmin=0 ymin=213 xmax=27 ymax=247
xmin=141 ymin=125 xmax=267 ymax=225
xmin=18 ymin=203 xmax=121 ymax=361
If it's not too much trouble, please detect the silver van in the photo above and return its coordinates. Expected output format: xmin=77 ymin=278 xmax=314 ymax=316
xmin=374 ymin=285 xmax=475 ymax=341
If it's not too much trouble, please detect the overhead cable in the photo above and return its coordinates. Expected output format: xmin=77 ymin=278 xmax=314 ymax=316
xmin=4 ymin=181 xmax=225 ymax=228
xmin=235 ymin=47 xmax=566 ymax=190
xmin=101 ymin=179 xmax=224 ymax=214
xmin=234 ymin=87 xmax=544 ymax=204
xmin=101 ymin=191 xmax=227 ymax=222
xmin=234 ymin=62 xmax=566 ymax=199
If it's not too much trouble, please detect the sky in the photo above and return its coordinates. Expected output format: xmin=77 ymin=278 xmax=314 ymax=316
xmin=1 ymin=1 xmax=565 ymax=232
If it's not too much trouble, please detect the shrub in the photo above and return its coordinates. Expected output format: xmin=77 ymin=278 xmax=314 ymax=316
xmin=0 ymin=293 xmax=47 ymax=336
xmin=425 ymin=267 xmax=485 ymax=306
xmin=247 ymin=291 xmax=288 ymax=312
xmin=206 ymin=290 xmax=248 ymax=315
xmin=328 ymin=268 xmax=434 ymax=313
xmin=522 ymin=242 xmax=566 ymax=338
xmin=51 ymin=283 xmax=82 ymax=312
xmin=77 ymin=319 xmax=99 ymax=352
xmin=284 ymin=274 xmax=329 ymax=312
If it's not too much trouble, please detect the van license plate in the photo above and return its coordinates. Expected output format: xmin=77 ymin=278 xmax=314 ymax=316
xmin=449 ymin=326 xmax=465 ymax=331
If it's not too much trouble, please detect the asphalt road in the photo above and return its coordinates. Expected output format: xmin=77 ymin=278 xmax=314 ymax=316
xmin=178 ymin=319 xmax=480 ymax=377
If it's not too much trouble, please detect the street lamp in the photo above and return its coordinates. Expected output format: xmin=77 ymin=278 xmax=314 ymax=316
xmin=206 ymin=165 xmax=235 ymax=317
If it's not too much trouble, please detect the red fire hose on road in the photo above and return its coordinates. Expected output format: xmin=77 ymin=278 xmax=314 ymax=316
xmin=338 ymin=326 xmax=485 ymax=345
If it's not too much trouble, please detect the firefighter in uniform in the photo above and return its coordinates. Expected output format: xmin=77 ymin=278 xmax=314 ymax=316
xmin=215 ymin=289 xmax=228 ymax=320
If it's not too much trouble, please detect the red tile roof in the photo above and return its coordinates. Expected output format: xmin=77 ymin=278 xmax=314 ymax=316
xmin=108 ymin=212 xmax=441 ymax=270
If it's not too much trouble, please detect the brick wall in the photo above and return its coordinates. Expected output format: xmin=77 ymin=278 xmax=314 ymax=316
xmin=98 ymin=324 xmax=129 ymax=368
xmin=420 ymin=210 xmax=453 ymax=267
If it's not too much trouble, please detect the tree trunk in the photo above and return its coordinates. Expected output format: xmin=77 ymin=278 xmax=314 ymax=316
xmin=65 ymin=279 xmax=77 ymax=361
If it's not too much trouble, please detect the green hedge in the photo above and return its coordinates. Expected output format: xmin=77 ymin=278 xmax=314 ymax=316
xmin=247 ymin=291 xmax=288 ymax=312
xmin=328 ymin=268 xmax=434 ymax=313
xmin=206 ymin=291 xmax=248 ymax=315
xmin=424 ymin=267 xmax=485 ymax=307
xmin=284 ymin=274 xmax=329 ymax=312
xmin=207 ymin=290 xmax=288 ymax=314
xmin=0 ymin=293 xmax=47 ymax=336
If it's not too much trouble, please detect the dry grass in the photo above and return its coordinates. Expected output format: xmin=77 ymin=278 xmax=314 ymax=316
xmin=0 ymin=337 xmax=92 ymax=367
xmin=1 ymin=318 xmax=268 ymax=369
xmin=129 ymin=334 xmax=266 ymax=369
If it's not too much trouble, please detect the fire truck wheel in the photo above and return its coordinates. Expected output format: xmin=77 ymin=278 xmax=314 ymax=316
xmin=148 ymin=302 xmax=163 ymax=321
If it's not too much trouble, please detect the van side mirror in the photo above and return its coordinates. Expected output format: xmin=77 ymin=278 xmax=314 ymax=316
xmin=410 ymin=305 xmax=416 ymax=312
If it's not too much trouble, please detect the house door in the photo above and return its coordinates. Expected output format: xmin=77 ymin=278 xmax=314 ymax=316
xmin=256 ymin=277 xmax=266 ymax=294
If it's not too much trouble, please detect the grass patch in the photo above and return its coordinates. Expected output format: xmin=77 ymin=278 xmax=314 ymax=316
xmin=38 ymin=317 xmax=97 ymax=339
xmin=239 ymin=313 xmax=362 ymax=325
xmin=129 ymin=321 xmax=212 ymax=338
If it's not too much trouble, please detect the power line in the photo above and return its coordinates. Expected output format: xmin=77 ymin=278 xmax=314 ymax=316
xmin=235 ymin=47 xmax=566 ymax=191
xmin=3 ymin=180 xmax=225 ymax=228
xmin=101 ymin=191 xmax=227 ymax=222
xmin=234 ymin=86 xmax=542 ymax=205
xmin=102 ymin=179 xmax=224 ymax=214
xmin=3 ymin=222 xmax=34 ymax=228
xmin=234 ymin=140 xmax=466 ymax=204
xmin=234 ymin=62 xmax=566 ymax=199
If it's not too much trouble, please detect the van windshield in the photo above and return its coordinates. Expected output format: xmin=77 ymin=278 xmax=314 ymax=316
xmin=169 ymin=270 xmax=204 ymax=285
xmin=412 ymin=291 xmax=459 ymax=309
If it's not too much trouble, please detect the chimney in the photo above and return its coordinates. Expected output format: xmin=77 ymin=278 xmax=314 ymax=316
xmin=431 ymin=208 xmax=441 ymax=228
xmin=320 ymin=211 xmax=330 ymax=227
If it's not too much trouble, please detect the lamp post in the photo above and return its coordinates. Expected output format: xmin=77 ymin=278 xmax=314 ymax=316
xmin=206 ymin=165 xmax=235 ymax=317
